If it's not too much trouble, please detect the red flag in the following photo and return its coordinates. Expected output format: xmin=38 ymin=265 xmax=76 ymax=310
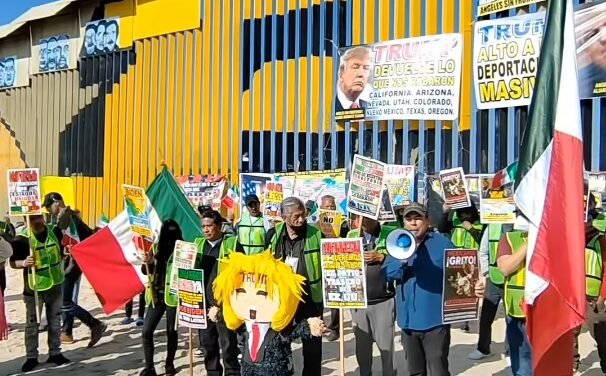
xmin=0 ymin=289 xmax=8 ymax=340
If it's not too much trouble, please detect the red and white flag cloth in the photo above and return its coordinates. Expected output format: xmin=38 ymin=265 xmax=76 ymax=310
xmin=71 ymin=210 xmax=160 ymax=314
xmin=513 ymin=0 xmax=585 ymax=375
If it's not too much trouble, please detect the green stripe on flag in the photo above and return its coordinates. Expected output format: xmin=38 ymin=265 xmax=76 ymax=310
xmin=515 ymin=0 xmax=566 ymax=190
xmin=146 ymin=166 xmax=202 ymax=242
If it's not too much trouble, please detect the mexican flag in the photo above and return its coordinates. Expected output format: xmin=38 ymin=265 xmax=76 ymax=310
xmin=71 ymin=167 xmax=202 ymax=314
xmin=491 ymin=161 xmax=517 ymax=189
xmin=513 ymin=0 xmax=585 ymax=374
xmin=61 ymin=221 xmax=80 ymax=248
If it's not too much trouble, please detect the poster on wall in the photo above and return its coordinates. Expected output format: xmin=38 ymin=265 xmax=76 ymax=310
xmin=574 ymin=0 xmax=606 ymax=99
xmin=347 ymin=155 xmax=386 ymax=219
xmin=321 ymin=238 xmax=367 ymax=309
xmin=0 ymin=56 xmax=17 ymax=89
xmin=7 ymin=168 xmax=42 ymax=216
xmin=442 ymin=249 xmax=480 ymax=324
xmin=81 ymin=18 xmax=121 ymax=57
xmin=38 ymin=35 xmax=72 ymax=72
xmin=274 ymin=169 xmax=348 ymax=214
xmin=334 ymin=33 xmax=463 ymax=123
xmin=473 ymin=12 xmax=546 ymax=109
xmin=476 ymin=0 xmax=543 ymax=17
xmin=175 ymin=175 xmax=225 ymax=210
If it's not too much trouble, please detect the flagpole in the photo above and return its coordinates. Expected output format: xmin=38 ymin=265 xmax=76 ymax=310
xmin=188 ymin=328 xmax=193 ymax=376
xmin=339 ymin=307 xmax=345 ymax=376
xmin=26 ymin=215 xmax=41 ymax=324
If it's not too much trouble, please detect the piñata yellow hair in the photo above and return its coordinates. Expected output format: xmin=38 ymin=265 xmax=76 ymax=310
xmin=213 ymin=251 xmax=306 ymax=332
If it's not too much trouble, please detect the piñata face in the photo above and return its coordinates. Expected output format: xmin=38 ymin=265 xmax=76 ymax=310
xmin=230 ymin=273 xmax=280 ymax=323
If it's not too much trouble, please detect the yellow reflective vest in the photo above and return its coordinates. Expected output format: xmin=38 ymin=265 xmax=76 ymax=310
xmin=503 ymin=231 xmax=527 ymax=318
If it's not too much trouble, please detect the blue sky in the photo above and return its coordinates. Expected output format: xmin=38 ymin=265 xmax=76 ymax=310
xmin=0 ymin=0 xmax=57 ymax=26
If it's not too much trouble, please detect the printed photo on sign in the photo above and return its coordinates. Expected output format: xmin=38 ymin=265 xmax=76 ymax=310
xmin=175 ymin=175 xmax=225 ymax=210
xmin=7 ymin=168 xmax=42 ymax=216
xmin=0 ymin=56 xmax=17 ymax=89
xmin=334 ymin=34 xmax=463 ymax=122
xmin=473 ymin=12 xmax=545 ymax=109
xmin=378 ymin=186 xmax=396 ymax=222
xmin=39 ymin=35 xmax=70 ymax=72
xmin=178 ymin=268 xmax=207 ymax=329
xmin=574 ymin=0 xmax=606 ymax=98
xmin=476 ymin=0 xmax=542 ymax=17
xmin=347 ymin=155 xmax=386 ymax=219
xmin=274 ymin=169 xmax=348 ymax=215
xmin=465 ymin=174 xmax=482 ymax=209
xmin=384 ymin=164 xmax=415 ymax=207
xmin=479 ymin=175 xmax=515 ymax=224
xmin=442 ymin=249 xmax=480 ymax=324
xmin=439 ymin=168 xmax=471 ymax=209
xmin=81 ymin=18 xmax=120 ymax=57
xmin=320 ymin=238 xmax=367 ymax=309
xmin=239 ymin=173 xmax=273 ymax=212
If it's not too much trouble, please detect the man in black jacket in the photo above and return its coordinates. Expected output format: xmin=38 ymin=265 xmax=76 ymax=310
xmin=42 ymin=192 xmax=107 ymax=346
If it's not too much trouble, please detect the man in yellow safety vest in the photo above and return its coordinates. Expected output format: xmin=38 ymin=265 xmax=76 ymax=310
xmin=233 ymin=195 xmax=266 ymax=255
xmin=497 ymin=214 xmax=532 ymax=376
xmin=9 ymin=214 xmax=71 ymax=372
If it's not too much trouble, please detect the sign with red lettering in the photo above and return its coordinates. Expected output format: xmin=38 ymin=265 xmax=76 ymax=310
xmin=320 ymin=238 xmax=367 ymax=309
xmin=177 ymin=268 xmax=207 ymax=329
xmin=7 ymin=168 xmax=42 ymax=216
xmin=334 ymin=33 xmax=463 ymax=123
xmin=442 ymin=249 xmax=480 ymax=324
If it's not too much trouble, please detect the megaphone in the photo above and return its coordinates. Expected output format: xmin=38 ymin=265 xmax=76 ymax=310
xmin=386 ymin=229 xmax=417 ymax=260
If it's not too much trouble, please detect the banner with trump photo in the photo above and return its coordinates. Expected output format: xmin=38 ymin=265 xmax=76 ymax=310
xmin=574 ymin=0 xmax=606 ymax=98
xmin=334 ymin=34 xmax=463 ymax=123
xmin=473 ymin=12 xmax=546 ymax=109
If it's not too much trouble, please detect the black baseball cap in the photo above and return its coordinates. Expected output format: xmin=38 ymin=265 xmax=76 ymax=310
xmin=402 ymin=203 xmax=427 ymax=217
xmin=244 ymin=194 xmax=260 ymax=206
xmin=42 ymin=192 xmax=63 ymax=209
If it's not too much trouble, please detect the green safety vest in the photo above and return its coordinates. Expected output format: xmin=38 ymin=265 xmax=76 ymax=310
xmin=451 ymin=215 xmax=483 ymax=249
xmin=346 ymin=225 xmax=397 ymax=254
xmin=586 ymin=235 xmax=603 ymax=299
xmin=487 ymin=224 xmax=505 ymax=286
xmin=269 ymin=223 xmax=322 ymax=303
xmin=237 ymin=213 xmax=266 ymax=255
xmin=504 ymin=231 xmax=527 ymax=318
xmin=23 ymin=226 xmax=64 ymax=292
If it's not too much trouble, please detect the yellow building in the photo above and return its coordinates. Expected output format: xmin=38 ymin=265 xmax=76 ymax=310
xmin=1 ymin=0 xmax=602 ymax=225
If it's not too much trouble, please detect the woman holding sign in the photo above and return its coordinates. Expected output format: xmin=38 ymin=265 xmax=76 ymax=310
xmin=139 ymin=220 xmax=183 ymax=376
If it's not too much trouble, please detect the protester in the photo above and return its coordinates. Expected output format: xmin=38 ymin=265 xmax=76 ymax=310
xmin=266 ymin=197 xmax=323 ymax=376
xmin=347 ymin=215 xmax=396 ymax=376
xmin=573 ymin=198 xmax=606 ymax=373
xmin=0 ymin=235 xmax=12 ymax=294
xmin=318 ymin=195 xmax=349 ymax=341
xmin=9 ymin=214 xmax=70 ymax=372
xmin=497 ymin=214 xmax=532 ymax=376
xmin=42 ymin=192 xmax=107 ymax=345
xmin=233 ymin=194 xmax=266 ymax=255
xmin=195 ymin=209 xmax=240 ymax=376
xmin=469 ymin=222 xmax=511 ymax=361
xmin=122 ymin=293 xmax=146 ymax=326
xmin=384 ymin=203 xmax=485 ymax=376
xmin=139 ymin=219 xmax=183 ymax=376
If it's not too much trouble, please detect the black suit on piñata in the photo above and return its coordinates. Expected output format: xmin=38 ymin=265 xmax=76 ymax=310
xmin=237 ymin=320 xmax=313 ymax=376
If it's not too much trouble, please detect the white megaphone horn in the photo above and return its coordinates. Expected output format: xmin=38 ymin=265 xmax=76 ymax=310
xmin=385 ymin=229 xmax=417 ymax=260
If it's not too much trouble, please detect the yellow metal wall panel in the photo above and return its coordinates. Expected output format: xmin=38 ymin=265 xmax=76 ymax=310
xmin=183 ymin=31 xmax=194 ymax=175
xmin=174 ymin=33 xmax=185 ymax=176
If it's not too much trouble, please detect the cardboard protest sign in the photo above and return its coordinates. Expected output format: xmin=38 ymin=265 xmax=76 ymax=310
xmin=384 ymin=165 xmax=415 ymax=206
xmin=439 ymin=168 xmax=471 ymax=209
xmin=169 ymin=241 xmax=198 ymax=294
xmin=275 ymin=169 xmax=348 ymax=215
xmin=177 ymin=268 xmax=207 ymax=329
xmin=479 ymin=175 xmax=515 ymax=224
xmin=318 ymin=209 xmax=343 ymax=238
xmin=175 ymin=175 xmax=225 ymax=210
xmin=239 ymin=173 xmax=273 ymax=212
xmin=122 ymin=184 xmax=155 ymax=256
xmin=7 ymin=168 xmax=42 ymax=216
xmin=321 ymin=238 xmax=367 ymax=308
xmin=347 ymin=155 xmax=386 ymax=219
xmin=263 ymin=181 xmax=283 ymax=220
xmin=442 ymin=249 xmax=480 ymax=324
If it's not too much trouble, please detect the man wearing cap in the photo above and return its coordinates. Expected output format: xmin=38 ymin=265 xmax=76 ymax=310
xmin=232 ymin=195 xmax=266 ymax=255
xmin=384 ymin=203 xmax=485 ymax=375
xmin=42 ymin=192 xmax=107 ymax=346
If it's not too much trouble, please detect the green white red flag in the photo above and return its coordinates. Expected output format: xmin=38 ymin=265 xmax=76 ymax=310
xmin=513 ymin=0 xmax=585 ymax=374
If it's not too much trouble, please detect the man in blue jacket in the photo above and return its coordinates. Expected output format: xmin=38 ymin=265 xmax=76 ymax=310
xmin=383 ymin=203 xmax=458 ymax=376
